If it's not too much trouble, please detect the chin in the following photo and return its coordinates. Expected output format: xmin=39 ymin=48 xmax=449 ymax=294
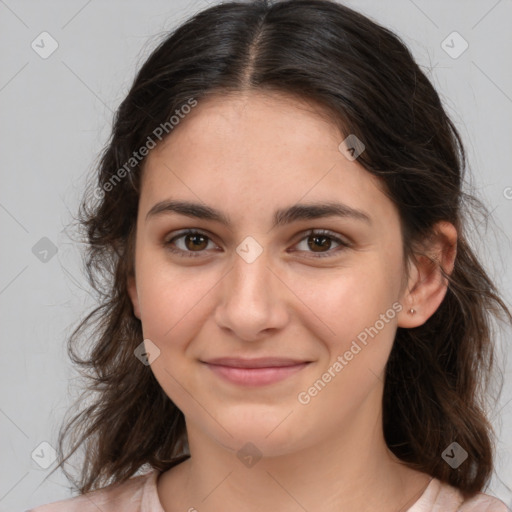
xmin=206 ymin=405 xmax=311 ymax=456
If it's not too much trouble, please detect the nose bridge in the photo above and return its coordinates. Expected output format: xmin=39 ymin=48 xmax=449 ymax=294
xmin=214 ymin=235 xmax=288 ymax=338
xmin=228 ymin=237 xmax=274 ymax=304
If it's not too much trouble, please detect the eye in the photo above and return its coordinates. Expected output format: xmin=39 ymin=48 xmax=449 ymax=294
xmin=163 ymin=229 xmax=350 ymax=258
xmin=164 ymin=230 xmax=218 ymax=258
xmin=292 ymin=229 xmax=351 ymax=258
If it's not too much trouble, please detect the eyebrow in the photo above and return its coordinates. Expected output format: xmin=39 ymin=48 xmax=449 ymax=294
xmin=145 ymin=199 xmax=372 ymax=228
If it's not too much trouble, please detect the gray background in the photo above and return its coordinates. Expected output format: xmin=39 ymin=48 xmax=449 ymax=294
xmin=0 ymin=0 xmax=511 ymax=510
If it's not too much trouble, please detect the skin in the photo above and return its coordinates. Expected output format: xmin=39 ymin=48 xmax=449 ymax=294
xmin=127 ymin=90 xmax=457 ymax=512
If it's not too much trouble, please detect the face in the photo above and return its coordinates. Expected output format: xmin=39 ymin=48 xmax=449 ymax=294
xmin=127 ymin=91 xmax=411 ymax=457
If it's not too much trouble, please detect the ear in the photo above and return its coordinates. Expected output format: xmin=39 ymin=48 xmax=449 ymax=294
xmin=127 ymin=273 xmax=141 ymax=320
xmin=397 ymin=221 xmax=457 ymax=328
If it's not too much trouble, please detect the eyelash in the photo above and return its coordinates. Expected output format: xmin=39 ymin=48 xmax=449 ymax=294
xmin=163 ymin=229 xmax=351 ymax=259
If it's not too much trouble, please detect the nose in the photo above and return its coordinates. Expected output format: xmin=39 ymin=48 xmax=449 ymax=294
xmin=214 ymin=248 xmax=290 ymax=342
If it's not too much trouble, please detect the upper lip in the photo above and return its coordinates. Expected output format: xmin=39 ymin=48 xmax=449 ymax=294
xmin=202 ymin=357 xmax=310 ymax=368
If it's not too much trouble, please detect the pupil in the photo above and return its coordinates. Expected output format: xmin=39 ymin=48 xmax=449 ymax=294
xmin=309 ymin=235 xmax=329 ymax=252
xmin=188 ymin=234 xmax=206 ymax=250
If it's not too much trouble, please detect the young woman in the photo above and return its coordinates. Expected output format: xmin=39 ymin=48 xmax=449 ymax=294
xmin=28 ymin=1 xmax=511 ymax=511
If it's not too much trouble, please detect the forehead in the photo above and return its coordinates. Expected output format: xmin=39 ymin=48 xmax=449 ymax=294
xmin=139 ymin=91 xmax=396 ymax=228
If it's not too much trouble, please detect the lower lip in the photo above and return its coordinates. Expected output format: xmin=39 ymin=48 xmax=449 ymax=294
xmin=204 ymin=363 xmax=310 ymax=386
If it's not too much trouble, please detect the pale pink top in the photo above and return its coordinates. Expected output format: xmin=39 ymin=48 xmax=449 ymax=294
xmin=26 ymin=469 xmax=510 ymax=512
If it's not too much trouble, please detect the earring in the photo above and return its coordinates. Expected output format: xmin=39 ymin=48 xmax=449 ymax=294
xmin=408 ymin=308 xmax=416 ymax=315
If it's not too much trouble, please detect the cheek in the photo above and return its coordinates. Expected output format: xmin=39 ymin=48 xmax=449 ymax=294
xmin=292 ymin=270 xmax=401 ymax=424
xmin=135 ymin=250 xmax=214 ymax=342
xmin=134 ymin=258 xmax=214 ymax=412
xmin=291 ymin=256 xmax=402 ymax=345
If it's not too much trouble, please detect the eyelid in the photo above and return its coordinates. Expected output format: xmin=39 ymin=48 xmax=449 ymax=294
xmin=163 ymin=228 xmax=351 ymax=258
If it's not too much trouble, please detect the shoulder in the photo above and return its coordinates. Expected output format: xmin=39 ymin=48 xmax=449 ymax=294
xmin=26 ymin=469 xmax=163 ymax=512
xmin=407 ymin=477 xmax=510 ymax=512
xmin=459 ymin=491 xmax=511 ymax=512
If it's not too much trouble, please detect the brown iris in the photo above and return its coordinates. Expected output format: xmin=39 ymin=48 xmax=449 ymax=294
xmin=184 ymin=233 xmax=209 ymax=251
xmin=308 ymin=234 xmax=332 ymax=252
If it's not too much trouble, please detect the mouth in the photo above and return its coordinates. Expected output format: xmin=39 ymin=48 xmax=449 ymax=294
xmin=201 ymin=357 xmax=312 ymax=386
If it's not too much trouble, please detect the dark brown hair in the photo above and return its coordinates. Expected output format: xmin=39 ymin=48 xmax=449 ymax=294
xmin=49 ymin=0 xmax=511 ymax=500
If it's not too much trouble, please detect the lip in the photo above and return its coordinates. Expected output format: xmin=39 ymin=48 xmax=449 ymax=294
xmin=202 ymin=358 xmax=311 ymax=386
